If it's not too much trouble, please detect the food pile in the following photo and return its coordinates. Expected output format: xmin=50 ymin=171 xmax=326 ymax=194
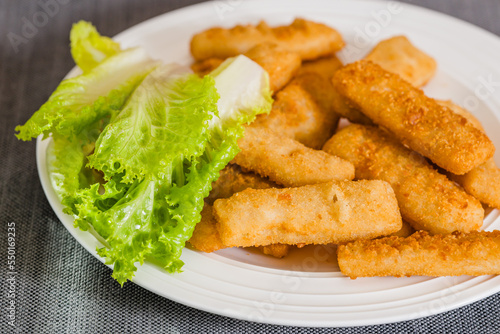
xmin=188 ymin=18 xmax=500 ymax=278
xmin=16 ymin=18 xmax=500 ymax=284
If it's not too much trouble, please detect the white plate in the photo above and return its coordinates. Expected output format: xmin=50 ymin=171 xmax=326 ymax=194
xmin=36 ymin=0 xmax=500 ymax=327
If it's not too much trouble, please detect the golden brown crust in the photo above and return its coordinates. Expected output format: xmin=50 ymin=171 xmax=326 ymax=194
xmin=298 ymin=55 xmax=372 ymax=125
xmin=338 ymin=230 xmax=500 ymax=278
xmin=433 ymin=100 xmax=500 ymax=209
xmin=292 ymin=73 xmax=340 ymax=122
xmin=191 ymin=168 xmax=286 ymax=256
xmin=298 ymin=55 xmax=343 ymax=79
xmin=190 ymin=58 xmax=225 ymax=77
xmin=213 ymin=180 xmax=402 ymax=247
xmin=251 ymin=73 xmax=340 ymax=149
xmin=191 ymin=43 xmax=301 ymax=93
xmin=206 ymin=164 xmax=278 ymax=206
xmin=188 ymin=204 xmax=225 ymax=253
xmin=234 ymin=127 xmax=354 ymax=187
xmin=364 ymin=35 xmax=437 ymax=87
xmin=450 ymin=159 xmax=500 ymax=209
xmin=435 ymin=99 xmax=485 ymax=131
xmin=244 ymin=43 xmax=301 ymax=93
xmin=387 ymin=220 xmax=415 ymax=238
xmin=190 ymin=18 xmax=344 ymax=61
xmin=331 ymin=60 xmax=495 ymax=175
xmin=258 ymin=244 xmax=291 ymax=258
xmin=188 ymin=204 xmax=292 ymax=257
xmin=322 ymin=124 xmax=484 ymax=234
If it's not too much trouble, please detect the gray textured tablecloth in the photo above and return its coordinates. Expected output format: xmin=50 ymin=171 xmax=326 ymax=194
xmin=1 ymin=0 xmax=499 ymax=333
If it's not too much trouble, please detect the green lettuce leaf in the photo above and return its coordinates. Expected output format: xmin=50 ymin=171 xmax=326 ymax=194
xmin=70 ymin=20 xmax=121 ymax=73
xmin=15 ymin=47 xmax=158 ymax=141
xmin=86 ymin=56 xmax=271 ymax=284
xmin=15 ymin=20 xmax=272 ymax=286
xmin=87 ymin=65 xmax=218 ymax=183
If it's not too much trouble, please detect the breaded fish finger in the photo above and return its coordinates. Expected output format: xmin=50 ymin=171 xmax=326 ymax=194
xmin=292 ymin=73 xmax=341 ymax=127
xmin=338 ymin=231 xmax=500 ymax=278
xmin=188 ymin=203 xmax=291 ymax=257
xmin=234 ymin=127 xmax=354 ymax=187
xmin=190 ymin=18 xmax=344 ymax=61
xmin=191 ymin=43 xmax=301 ymax=93
xmin=297 ymin=55 xmax=366 ymax=126
xmin=298 ymin=54 xmax=343 ymax=78
xmin=214 ymin=180 xmax=402 ymax=247
xmin=251 ymin=73 xmax=340 ymax=149
xmin=435 ymin=99 xmax=484 ymax=131
xmin=450 ymin=159 xmax=500 ymax=209
xmin=298 ymin=55 xmax=372 ymax=125
xmin=206 ymin=164 xmax=278 ymax=206
xmin=191 ymin=165 xmax=291 ymax=257
xmin=364 ymin=35 xmax=437 ymax=87
xmin=303 ymin=37 xmax=437 ymax=124
xmin=188 ymin=203 xmax=225 ymax=253
xmin=244 ymin=43 xmax=301 ymax=93
xmin=190 ymin=58 xmax=225 ymax=77
xmin=435 ymin=100 xmax=500 ymax=209
xmin=322 ymin=124 xmax=484 ymax=234
xmin=332 ymin=61 xmax=495 ymax=174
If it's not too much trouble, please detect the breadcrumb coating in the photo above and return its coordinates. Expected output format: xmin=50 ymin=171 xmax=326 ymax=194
xmin=205 ymin=164 xmax=278 ymax=206
xmin=190 ymin=18 xmax=344 ymax=61
xmin=338 ymin=230 xmax=500 ymax=278
xmin=323 ymin=124 xmax=484 ymax=234
xmin=435 ymin=100 xmax=500 ymax=209
xmin=233 ymin=127 xmax=354 ymax=187
xmin=188 ymin=204 xmax=225 ymax=253
xmin=364 ymin=35 xmax=437 ymax=87
xmin=332 ymin=60 xmax=495 ymax=175
xmin=214 ymin=180 xmax=402 ymax=247
xmin=251 ymin=73 xmax=340 ymax=149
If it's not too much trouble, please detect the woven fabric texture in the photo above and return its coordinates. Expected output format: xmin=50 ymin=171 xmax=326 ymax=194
xmin=1 ymin=0 xmax=499 ymax=333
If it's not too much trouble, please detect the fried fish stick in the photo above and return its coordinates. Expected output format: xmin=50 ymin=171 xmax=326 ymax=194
xmin=214 ymin=180 xmax=402 ymax=247
xmin=330 ymin=90 xmax=373 ymax=125
xmin=338 ymin=37 xmax=436 ymax=121
xmin=450 ymin=160 xmax=500 ymax=209
xmin=190 ymin=18 xmax=344 ymax=61
xmin=435 ymin=99 xmax=484 ymax=131
xmin=305 ymin=38 xmax=436 ymax=124
xmin=206 ymin=164 xmax=278 ymax=206
xmin=188 ymin=204 xmax=225 ymax=253
xmin=191 ymin=58 xmax=225 ymax=77
xmin=323 ymin=124 xmax=484 ymax=234
xmin=298 ymin=55 xmax=362 ymax=126
xmin=435 ymin=100 xmax=500 ymax=209
xmin=364 ymin=35 xmax=437 ymax=87
xmin=291 ymin=73 xmax=341 ymax=127
xmin=233 ymin=127 xmax=354 ymax=187
xmin=298 ymin=55 xmax=372 ymax=125
xmin=192 ymin=165 xmax=291 ymax=257
xmin=244 ymin=43 xmax=301 ymax=93
xmin=338 ymin=231 xmax=500 ymax=278
xmin=251 ymin=74 xmax=339 ymax=149
xmin=298 ymin=57 xmax=370 ymax=124
xmin=188 ymin=204 xmax=291 ymax=257
xmin=332 ymin=61 xmax=495 ymax=174
xmin=298 ymin=54 xmax=343 ymax=78
xmin=191 ymin=43 xmax=301 ymax=93
xmin=327 ymin=34 xmax=440 ymax=123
